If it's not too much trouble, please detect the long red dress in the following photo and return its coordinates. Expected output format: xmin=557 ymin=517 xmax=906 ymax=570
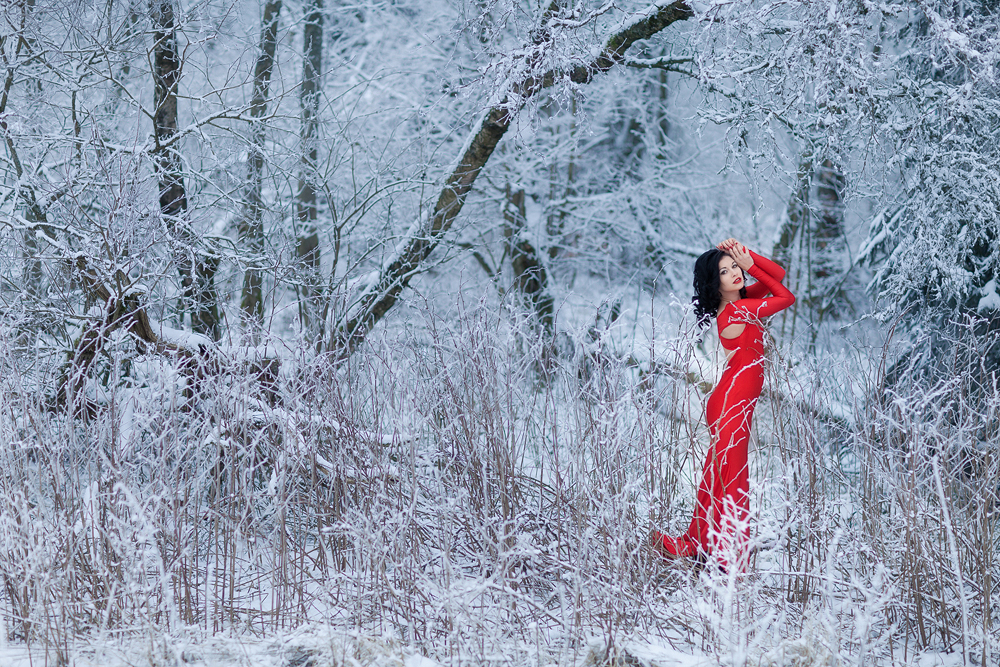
xmin=658 ymin=251 xmax=794 ymax=569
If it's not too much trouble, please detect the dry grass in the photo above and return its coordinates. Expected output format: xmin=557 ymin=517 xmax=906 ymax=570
xmin=0 ymin=305 xmax=995 ymax=666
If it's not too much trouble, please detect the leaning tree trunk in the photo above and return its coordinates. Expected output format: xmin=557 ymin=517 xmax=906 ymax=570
xmin=151 ymin=0 xmax=221 ymax=340
xmin=295 ymin=0 xmax=324 ymax=340
xmin=331 ymin=0 xmax=694 ymax=358
xmin=239 ymin=0 xmax=283 ymax=337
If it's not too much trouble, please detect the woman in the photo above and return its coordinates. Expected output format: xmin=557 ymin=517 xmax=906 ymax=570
xmin=652 ymin=239 xmax=794 ymax=571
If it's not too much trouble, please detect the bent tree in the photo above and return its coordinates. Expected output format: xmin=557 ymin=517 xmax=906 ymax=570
xmin=330 ymin=0 xmax=694 ymax=357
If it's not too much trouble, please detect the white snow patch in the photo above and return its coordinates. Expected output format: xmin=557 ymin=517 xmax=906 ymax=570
xmin=978 ymin=278 xmax=1000 ymax=312
xmin=150 ymin=319 xmax=215 ymax=348
xmin=403 ymin=654 xmax=441 ymax=667
xmin=0 ymin=629 xmax=442 ymax=667
xmin=619 ymin=639 xmax=718 ymax=666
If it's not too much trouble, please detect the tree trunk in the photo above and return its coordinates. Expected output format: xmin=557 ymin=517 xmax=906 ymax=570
xmin=331 ymin=0 xmax=693 ymax=357
xmin=811 ymin=157 xmax=847 ymax=317
xmin=56 ymin=260 xmax=161 ymax=411
xmin=772 ymin=150 xmax=812 ymax=268
xmin=3 ymin=0 xmax=46 ymax=298
xmin=656 ymin=65 xmax=669 ymax=147
xmin=503 ymin=186 xmax=554 ymax=336
xmin=772 ymin=151 xmax=849 ymax=340
xmin=295 ymin=0 xmax=324 ymax=339
xmin=239 ymin=0 xmax=283 ymax=338
xmin=21 ymin=200 xmax=45 ymax=297
xmin=151 ymin=0 xmax=221 ymax=340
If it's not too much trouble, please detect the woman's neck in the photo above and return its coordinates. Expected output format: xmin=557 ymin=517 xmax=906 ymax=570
xmin=720 ymin=292 xmax=739 ymax=306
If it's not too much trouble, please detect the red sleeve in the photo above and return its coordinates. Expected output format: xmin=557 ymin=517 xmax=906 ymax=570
xmin=733 ymin=258 xmax=795 ymax=319
xmin=743 ymin=250 xmax=787 ymax=299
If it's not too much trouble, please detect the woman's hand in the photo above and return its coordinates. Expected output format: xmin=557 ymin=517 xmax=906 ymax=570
xmin=719 ymin=239 xmax=754 ymax=271
xmin=717 ymin=238 xmax=750 ymax=253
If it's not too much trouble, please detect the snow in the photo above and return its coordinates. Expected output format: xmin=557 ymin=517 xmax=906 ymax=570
xmin=0 ymin=631 xmax=442 ymax=667
xmin=151 ymin=320 xmax=216 ymax=349
xmin=404 ymin=655 xmax=441 ymax=667
xmin=977 ymin=278 xmax=1000 ymax=312
xmin=0 ymin=630 xmax=970 ymax=667
xmin=618 ymin=640 xmax=718 ymax=667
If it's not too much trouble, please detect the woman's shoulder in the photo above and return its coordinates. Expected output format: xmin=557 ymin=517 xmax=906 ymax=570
xmin=724 ymin=298 xmax=755 ymax=319
xmin=721 ymin=300 xmax=739 ymax=312
xmin=716 ymin=300 xmax=735 ymax=321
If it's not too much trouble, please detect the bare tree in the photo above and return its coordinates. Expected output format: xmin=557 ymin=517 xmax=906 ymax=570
xmin=151 ymin=0 xmax=220 ymax=339
xmin=295 ymin=0 xmax=324 ymax=339
xmin=811 ymin=157 xmax=847 ymax=315
xmin=772 ymin=150 xmax=848 ymax=332
xmin=503 ymin=185 xmax=554 ymax=337
xmin=240 ymin=0 xmax=283 ymax=337
xmin=773 ymin=150 xmax=812 ymax=270
xmin=2 ymin=0 xmax=47 ymax=299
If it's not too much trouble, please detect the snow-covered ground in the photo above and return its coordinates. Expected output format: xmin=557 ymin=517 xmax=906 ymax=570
xmin=0 ymin=297 xmax=995 ymax=666
xmin=0 ymin=627 xmax=973 ymax=666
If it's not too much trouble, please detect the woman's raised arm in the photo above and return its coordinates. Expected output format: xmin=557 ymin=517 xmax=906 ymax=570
xmin=744 ymin=250 xmax=787 ymax=299
xmin=739 ymin=261 xmax=795 ymax=318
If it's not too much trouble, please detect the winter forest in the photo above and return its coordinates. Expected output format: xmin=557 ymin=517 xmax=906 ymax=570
xmin=1 ymin=0 xmax=999 ymax=664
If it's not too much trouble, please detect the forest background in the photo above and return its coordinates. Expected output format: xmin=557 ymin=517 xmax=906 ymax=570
xmin=1 ymin=0 xmax=998 ymax=665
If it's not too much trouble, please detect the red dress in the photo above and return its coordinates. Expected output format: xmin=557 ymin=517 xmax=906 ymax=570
xmin=659 ymin=251 xmax=794 ymax=568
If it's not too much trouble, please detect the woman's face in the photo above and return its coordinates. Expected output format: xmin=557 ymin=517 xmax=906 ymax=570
xmin=717 ymin=255 xmax=744 ymax=296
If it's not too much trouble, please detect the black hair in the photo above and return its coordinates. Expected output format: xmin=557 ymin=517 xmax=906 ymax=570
xmin=692 ymin=248 xmax=747 ymax=327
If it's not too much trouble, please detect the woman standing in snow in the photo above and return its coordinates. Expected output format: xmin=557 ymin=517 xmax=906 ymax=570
xmin=651 ymin=239 xmax=794 ymax=571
